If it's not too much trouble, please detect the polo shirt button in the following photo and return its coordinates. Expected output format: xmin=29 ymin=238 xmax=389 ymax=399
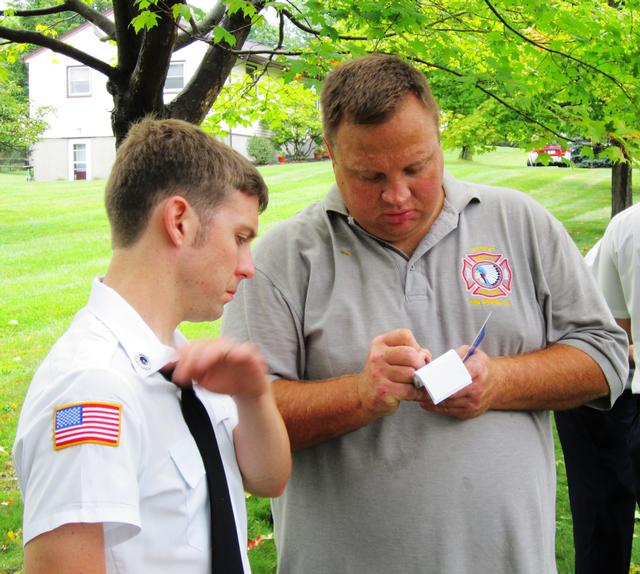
xmin=409 ymin=265 xmax=415 ymax=271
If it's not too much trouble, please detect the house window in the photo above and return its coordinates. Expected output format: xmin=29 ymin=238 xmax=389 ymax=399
xmin=67 ymin=66 xmax=91 ymax=97
xmin=164 ymin=62 xmax=184 ymax=92
xmin=69 ymin=140 xmax=90 ymax=180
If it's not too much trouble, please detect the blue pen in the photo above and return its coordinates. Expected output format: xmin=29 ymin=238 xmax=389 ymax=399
xmin=462 ymin=312 xmax=492 ymax=362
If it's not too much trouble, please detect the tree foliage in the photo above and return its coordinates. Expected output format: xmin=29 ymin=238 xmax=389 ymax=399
xmin=0 ymin=78 xmax=49 ymax=151
xmin=1 ymin=0 xmax=638 ymax=201
xmin=205 ymin=75 xmax=321 ymax=160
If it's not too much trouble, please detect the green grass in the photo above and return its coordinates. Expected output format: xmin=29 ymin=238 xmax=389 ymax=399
xmin=0 ymin=149 xmax=634 ymax=573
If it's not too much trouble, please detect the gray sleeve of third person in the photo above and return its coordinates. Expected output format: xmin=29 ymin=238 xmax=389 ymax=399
xmin=222 ymin=267 xmax=306 ymax=382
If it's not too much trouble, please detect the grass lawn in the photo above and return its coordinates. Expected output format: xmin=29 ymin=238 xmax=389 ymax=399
xmin=0 ymin=147 xmax=635 ymax=573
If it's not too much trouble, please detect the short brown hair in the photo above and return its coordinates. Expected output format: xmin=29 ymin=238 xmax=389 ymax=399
xmin=105 ymin=118 xmax=268 ymax=247
xmin=321 ymin=54 xmax=439 ymax=143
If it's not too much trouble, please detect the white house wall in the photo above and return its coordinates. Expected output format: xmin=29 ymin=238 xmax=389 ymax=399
xmin=26 ymin=21 xmax=282 ymax=181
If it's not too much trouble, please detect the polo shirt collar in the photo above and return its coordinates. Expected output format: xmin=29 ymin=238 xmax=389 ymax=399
xmin=324 ymin=184 xmax=348 ymax=215
xmin=441 ymin=171 xmax=481 ymax=212
xmin=86 ymin=278 xmax=184 ymax=378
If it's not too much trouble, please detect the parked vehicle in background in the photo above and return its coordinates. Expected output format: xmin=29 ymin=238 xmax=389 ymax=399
xmin=527 ymin=145 xmax=571 ymax=167
xmin=570 ymin=138 xmax=614 ymax=168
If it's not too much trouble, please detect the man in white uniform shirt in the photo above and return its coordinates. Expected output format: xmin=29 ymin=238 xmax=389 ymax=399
xmin=556 ymin=203 xmax=640 ymax=574
xmin=12 ymin=118 xmax=291 ymax=573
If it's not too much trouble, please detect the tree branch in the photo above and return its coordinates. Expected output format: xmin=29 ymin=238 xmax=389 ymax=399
xmin=66 ymin=0 xmax=115 ymax=38
xmin=409 ymin=55 xmax=571 ymax=142
xmin=0 ymin=25 xmax=117 ymax=79
xmin=168 ymin=0 xmax=265 ymax=123
xmin=281 ymin=8 xmax=397 ymax=41
xmin=484 ymin=0 xmax=632 ymax=101
xmin=1 ymin=3 xmax=72 ymax=17
xmin=0 ymin=0 xmax=115 ymax=37
xmin=112 ymin=0 xmax=141 ymax=75
xmin=174 ymin=0 xmax=227 ymax=51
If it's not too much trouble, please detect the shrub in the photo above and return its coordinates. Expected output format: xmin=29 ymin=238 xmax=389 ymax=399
xmin=247 ymin=136 xmax=275 ymax=165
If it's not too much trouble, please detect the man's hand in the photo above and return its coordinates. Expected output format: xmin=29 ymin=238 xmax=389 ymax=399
xmin=417 ymin=346 xmax=493 ymax=420
xmin=356 ymin=328 xmax=431 ymax=417
xmin=172 ymin=339 xmax=269 ymax=400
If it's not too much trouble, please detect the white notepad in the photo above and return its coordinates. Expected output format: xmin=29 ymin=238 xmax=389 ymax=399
xmin=413 ymin=349 xmax=472 ymax=404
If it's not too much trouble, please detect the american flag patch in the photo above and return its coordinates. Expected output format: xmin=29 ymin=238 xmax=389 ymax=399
xmin=53 ymin=402 xmax=121 ymax=450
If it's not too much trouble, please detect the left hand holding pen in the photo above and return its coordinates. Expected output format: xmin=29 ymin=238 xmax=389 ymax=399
xmin=417 ymin=346 xmax=494 ymax=420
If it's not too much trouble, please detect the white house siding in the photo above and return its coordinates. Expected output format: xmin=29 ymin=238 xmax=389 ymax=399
xmin=30 ymin=136 xmax=116 ymax=181
xmin=30 ymin=139 xmax=67 ymax=181
xmin=26 ymin=20 xmax=278 ymax=181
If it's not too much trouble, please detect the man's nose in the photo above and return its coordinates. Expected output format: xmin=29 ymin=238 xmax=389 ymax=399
xmin=381 ymin=178 xmax=411 ymax=205
xmin=236 ymin=250 xmax=255 ymax=280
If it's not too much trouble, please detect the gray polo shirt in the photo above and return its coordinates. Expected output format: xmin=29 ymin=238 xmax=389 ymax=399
xmin=222 ymin=172 xmax=627 ymax=574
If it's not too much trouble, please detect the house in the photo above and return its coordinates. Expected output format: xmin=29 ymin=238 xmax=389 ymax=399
xmin=25 ymin=19 xmax=274 ymax=181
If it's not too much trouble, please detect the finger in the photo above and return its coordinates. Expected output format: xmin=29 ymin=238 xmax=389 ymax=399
xmin=224 ymin=344 xmax=268 ymax=377
xmin=456 ymin=345 xmax=472 ymax=360
xmin=174 ymin=340 xmax=230 ymax=383
xmin=379 ymin=328 xmax=420 ymax=350
xmin=386 ymin=380 xmax=423 ymax=401
xmin=384 ymin=346 xmax=426 ymax=370
xmin=378 ymin=364 xmax=420 ymax=385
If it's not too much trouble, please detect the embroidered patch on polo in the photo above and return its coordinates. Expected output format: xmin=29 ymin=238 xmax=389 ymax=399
xmin=53 ymin=402 xmax=121 ymax=450
xmin=461 ymin=251 xmax=513 ymax=298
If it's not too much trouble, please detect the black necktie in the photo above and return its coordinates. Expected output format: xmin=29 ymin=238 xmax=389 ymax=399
xmin=163 ymin=369 xmax=244 ymax=573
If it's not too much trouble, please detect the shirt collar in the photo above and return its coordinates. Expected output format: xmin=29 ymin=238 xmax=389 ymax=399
xmin=324 ymin=184 xmax=348 ymax=216
xmin=86 ymin=278 xmax=186 ymax=378
xmin=441 ymin=170 xmax=481 ymax=213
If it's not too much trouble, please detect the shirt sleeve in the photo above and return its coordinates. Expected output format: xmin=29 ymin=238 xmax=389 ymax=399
xmin=532 ymin=205 xmax=628 ymax=408
xmin=14 ymin=366 xmax=146 ymax=545
xmin=222 ymin=267 xmax=306 ymax=382
xmin=588 ymin=226 xmax=630 ymax=319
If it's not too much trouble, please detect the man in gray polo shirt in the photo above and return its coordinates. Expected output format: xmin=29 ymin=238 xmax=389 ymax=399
xmin=222 ymin=54 xmax=628 ymax=573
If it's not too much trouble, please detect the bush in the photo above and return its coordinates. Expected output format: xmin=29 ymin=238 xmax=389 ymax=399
xmin=247 ymin=136 xmax=275 ymax=165
xmin=570 ymin=138 xmax=613 ymax=168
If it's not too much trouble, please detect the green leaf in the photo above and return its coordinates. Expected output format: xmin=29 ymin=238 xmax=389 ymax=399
xmin=130 ymin=11 xmax=159 ymax=33
xmin=212 ymin=25 xmax=237 ymax=47
xmin=172 ymin=4 xmax=193 ymax=21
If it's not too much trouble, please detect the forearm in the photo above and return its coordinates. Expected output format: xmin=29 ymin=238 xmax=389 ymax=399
xmin=234 ymin=391 xmax=291 ymax=497
xmin=489 ymin=344 xmax=609 ymax=411
xmin=274 ymin=375 xmax=379 ymax=450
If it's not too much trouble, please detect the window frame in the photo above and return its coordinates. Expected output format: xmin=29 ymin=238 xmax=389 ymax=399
xmin=164 ymin=61 xmax=185 ymax=93
xmin=67 ymin=66 xmax=92 ymax=98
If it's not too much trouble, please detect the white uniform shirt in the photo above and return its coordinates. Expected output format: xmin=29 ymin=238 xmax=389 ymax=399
xmin=13 ymin=278 xmax=250 ymax=573
xmin=586 ymin=203 xmax=640 ymax=392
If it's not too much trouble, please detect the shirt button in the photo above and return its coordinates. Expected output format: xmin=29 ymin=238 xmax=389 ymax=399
xmin=409 ymin=265 xmax=415 ymax=271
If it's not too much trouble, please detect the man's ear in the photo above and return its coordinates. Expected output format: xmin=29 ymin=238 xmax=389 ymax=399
xmin=324 ymin=136 xmax=336 ymax=164
xmin=162 ymin=196 xmax=197 ymax=247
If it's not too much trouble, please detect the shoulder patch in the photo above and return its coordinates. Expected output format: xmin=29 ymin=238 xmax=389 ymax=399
xmin=53 ymin=402 xmax=121 ymax=450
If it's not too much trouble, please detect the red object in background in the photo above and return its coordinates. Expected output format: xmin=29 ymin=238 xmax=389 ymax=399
xmin=277 ymin=155 xmax=286 ymax=164
xmin=527 ymin=144 xmax=571 ymax=166
xmin=247 ymin=533 xmax=273 ymax=550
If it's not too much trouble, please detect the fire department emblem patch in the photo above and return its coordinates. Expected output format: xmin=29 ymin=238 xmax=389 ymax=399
xmin=462 ymin=251 xmax=512 ymax=298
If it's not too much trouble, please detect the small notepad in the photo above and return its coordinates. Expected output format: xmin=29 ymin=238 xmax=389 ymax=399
xmin=413 ymin=349 xmax=472 ymax=404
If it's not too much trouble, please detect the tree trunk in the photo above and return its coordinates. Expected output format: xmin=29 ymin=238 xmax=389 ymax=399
xmin=611 ymin=161 xmax=632 ymax=217
xmin=459 ymin=145 xmax=473 ymax=161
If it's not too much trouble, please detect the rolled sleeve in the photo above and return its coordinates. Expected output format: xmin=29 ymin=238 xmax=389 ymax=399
xmin=538 ymin=214 xmax=628 ymax=408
